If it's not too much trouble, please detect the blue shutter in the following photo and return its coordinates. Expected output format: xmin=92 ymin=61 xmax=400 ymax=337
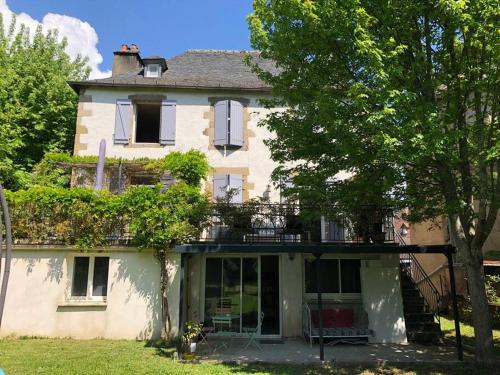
xmin=229 ymin=100 xmax=244 ymax=146
xmin=229 ymin=174 xmax=244 ymax=203
xmin=213 ymin=174 xmax=229 ymax=201
xmin=160 ymin=100 xmax=176 ymax=145
xmin=114 ymin=99 xmax=132 ymax=144
xmin=214 ymin=100 xmax=228 ymax=146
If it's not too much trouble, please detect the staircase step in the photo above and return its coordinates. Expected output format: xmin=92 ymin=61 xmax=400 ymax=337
xmin=403 ymin=299 xmax=426 ymax=306
xmin=406 ymin=322 xmax=441 ymax=333
xmin=402 ymin=289 xmax=421 ymax=298
xmin=404 ymin=312 xmax=435 ymax=323
xmin=403 ymin=304 xmax=428 ymax=314
xmin=407 ymin=330 xmax=442 ymax=343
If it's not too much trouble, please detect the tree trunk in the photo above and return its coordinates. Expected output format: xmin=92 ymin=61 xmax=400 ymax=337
xmin=156 ymin=250 xmax=172 ymax=340
xmin=0 ymin=182 xmax=13 ymax=329
xmin=454 ymin=240 xmax=496 ymax=365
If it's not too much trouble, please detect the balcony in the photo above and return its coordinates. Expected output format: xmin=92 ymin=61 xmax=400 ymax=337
xmin=199 ymin=203 xmax=396 ymax=244
xmin=8 ymin=195 xmax=396 ymax=247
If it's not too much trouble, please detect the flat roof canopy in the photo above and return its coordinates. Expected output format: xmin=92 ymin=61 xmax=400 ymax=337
xmin=175 ymin=243 xmax=454 ymax=255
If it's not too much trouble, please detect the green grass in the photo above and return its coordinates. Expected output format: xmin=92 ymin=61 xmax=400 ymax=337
xmin=0 ymin=338 xmax=492 ymax=375
xmin=440 ymin=316 xmax=500 ymax=356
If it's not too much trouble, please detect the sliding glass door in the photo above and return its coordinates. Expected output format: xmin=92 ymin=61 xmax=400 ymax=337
xmin=203 ymin=255 xmax=280 ymax=336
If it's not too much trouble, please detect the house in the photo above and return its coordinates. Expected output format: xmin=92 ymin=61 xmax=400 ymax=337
xmin=0 ymin=46 xmax=455 ymax=350
xmin=411 ymin=217 xmax=500 ymax=298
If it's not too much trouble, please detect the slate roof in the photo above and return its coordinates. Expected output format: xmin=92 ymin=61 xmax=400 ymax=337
xmin=69 ymin=50 xmax=278 ymax=92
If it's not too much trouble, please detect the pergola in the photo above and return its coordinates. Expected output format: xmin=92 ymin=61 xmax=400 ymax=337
xmin=175 ymin=243 xmax=463 ymax=361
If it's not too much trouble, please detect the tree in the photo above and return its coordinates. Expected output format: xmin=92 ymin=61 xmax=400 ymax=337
xmin=249 ymin=0 xmax=498 ymax=364
xmin=124 ymin=150 xmax=209 ymax=339
xmin=0 ymin=16 xmax=90 ymax=189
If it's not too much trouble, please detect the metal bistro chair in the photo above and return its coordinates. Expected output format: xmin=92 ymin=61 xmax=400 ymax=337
xmin=241 ymin=312 xmax=264 ymax=351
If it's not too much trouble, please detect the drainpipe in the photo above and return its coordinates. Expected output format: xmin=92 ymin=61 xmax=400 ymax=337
xmin=0 ymin=183 xmax=13 ymax=329
xmin=95 ymin=139 xmax=106 ymax=190
xmin=314 ymin=253 xmax=324 ymax=361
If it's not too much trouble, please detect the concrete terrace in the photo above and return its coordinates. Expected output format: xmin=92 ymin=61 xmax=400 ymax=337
xmin=196 ymin=338 xmax=467 ymax=365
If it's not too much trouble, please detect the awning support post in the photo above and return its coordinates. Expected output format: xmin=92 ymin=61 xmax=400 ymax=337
xmin=314 ymin=253 xmax=324 ymax=361
xmin=178 ymin=253 xmax=186 ymax=336
xmin=446 ymin=250 xmax=463 ymax=361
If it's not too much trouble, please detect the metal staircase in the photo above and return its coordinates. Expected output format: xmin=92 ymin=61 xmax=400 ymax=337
xmin=400 ymin=253 xmax=442 ymax=343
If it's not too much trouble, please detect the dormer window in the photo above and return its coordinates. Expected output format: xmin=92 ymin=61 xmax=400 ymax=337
xmin=145 ymin=64 xmax=161 ymax=78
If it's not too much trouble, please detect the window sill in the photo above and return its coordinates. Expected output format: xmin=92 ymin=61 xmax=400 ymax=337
xmin=125 ymin=143 xmax=163 ymax=148
xmin=59 ymin=300 xmax=107 ymax=308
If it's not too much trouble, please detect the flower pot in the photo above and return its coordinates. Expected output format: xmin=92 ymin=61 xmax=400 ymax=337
xmin=189 ymin=342 xmax=197 ymax=353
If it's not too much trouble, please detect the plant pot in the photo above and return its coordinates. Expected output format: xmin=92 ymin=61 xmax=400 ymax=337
xmin=189 ymin=342 xmax=197 ymax=353
xmin=183 ymin=352 xmax=195 ymax=361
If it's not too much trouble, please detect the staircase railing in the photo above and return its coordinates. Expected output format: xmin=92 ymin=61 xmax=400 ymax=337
xmin=400 ymin=252 xmax=442 ymax=325
xmin=396 ymin=231 xmax=441 ymax=325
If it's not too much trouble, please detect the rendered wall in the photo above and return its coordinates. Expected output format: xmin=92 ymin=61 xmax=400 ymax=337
xmin=75 ymin=88 xmax=282 ymax=202
xmin=0 ymin=249 xmax=181 ymax=340
xmin=360 ymin=254 xmax=407 ymax=344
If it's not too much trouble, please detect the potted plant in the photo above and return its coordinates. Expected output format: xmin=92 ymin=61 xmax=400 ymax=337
xmin=182 ymin=321 xmax=202 ymax=359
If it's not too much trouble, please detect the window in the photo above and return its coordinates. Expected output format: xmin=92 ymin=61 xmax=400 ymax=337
xmin=71 ymin=256 xmax=109 ymax=299
xmin=304 ymin=258 xmax=361 ymax=294
xmin=145 ymin=63 xmax=161 ymax=78
xmin=214 ymin=100 xmax=244 ymax=147
xmin=135 ymin=103 xmax=161 ymax=143
xmin=212 ymin=174 xmax=243 ymax=203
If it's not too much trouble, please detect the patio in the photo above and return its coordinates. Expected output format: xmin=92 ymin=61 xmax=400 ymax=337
xmin=196 ymin=338 xmax=468 ymax=365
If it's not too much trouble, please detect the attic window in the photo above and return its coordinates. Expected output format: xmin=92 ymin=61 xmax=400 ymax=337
xmin=145 ymin=64 xmax=161 ymax=78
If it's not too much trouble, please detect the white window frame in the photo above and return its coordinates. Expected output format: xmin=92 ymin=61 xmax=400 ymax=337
xmin=66 ymin=254 xmax=110 ymax=303
xmin=145 ymin=63 xmax=161 ymax=78
xmin=303 ymin=255 xmax=362 ymax=301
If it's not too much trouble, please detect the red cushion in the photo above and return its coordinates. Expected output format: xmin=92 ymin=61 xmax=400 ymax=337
xmin=332 ymin=308 xmax=354 ymax=327
xmin=311 ymin=308 xmax=354 ymax=328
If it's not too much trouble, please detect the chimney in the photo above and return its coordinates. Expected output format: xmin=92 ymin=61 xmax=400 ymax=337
xmin=112 ymin=44 xmax=142 ymax=76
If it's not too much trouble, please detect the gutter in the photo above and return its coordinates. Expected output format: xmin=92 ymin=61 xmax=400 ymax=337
xmin=67 ymin=80 xmax=273 ymax=94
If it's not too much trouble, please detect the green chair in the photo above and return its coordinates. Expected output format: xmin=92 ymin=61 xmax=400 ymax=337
xmin=241 ymin=312 xmax=264 ymax=351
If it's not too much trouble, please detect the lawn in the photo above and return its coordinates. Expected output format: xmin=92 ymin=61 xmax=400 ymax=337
xmin=0 ymin=337 xmax=492 ymax=375
xmin=441 ymin=316 xmax=500 ymax=356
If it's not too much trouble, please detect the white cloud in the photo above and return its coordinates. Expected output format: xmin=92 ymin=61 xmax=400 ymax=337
xmin=0 ymin=0 xmax=110 ymax=79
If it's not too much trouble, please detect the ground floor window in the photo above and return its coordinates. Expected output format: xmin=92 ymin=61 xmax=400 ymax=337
xmin=203 ymin=255 xmax=280 ymax=335
xmin=304 ymin=258 xmax=361 ymax=294
xmin=71 ymin=256 xmax=110 ymax=299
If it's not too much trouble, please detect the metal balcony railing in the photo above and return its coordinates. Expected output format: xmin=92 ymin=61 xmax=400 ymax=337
xmin=198 ymin=203 xmax=396 ymax=244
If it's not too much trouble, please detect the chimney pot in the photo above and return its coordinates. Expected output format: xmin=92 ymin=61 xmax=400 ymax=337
xmin=130 ymin=43 xmax=139 ymax=53
xmin=121 ymin=43 xmax=129 ymax=52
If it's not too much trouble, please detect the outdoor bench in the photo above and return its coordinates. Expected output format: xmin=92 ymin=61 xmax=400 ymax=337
xmin=303 ymin=300 xmax=373 ymax=346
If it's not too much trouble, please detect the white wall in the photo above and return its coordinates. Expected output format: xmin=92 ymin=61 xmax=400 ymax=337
xmin=0 ymin=248 xmax=180 ymax=340
xmin=361 ymin=254 xmax=407 ymax=344
xmin=77 ymin=88 xmax=283 ymax=202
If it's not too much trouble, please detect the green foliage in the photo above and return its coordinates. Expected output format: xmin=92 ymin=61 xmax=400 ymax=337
xmin=122 ymin=184 xmax=208 ymax=250
xmin=486 ymin=275 xmax=500 ymax=305
xmin=6 ymin=184 xmax=208 ymax=250
xmin=248 ymin=0 xmax=499 ymax=222
xmin=5 ymin=186 xmax=122 ymax=248
xmin=146 ymin=149 xmax=209 ymax=187
xmin=0 ymin=16 xmax=90 ymax=190
xmin=182 ymin=321 xmax=203 ymax=352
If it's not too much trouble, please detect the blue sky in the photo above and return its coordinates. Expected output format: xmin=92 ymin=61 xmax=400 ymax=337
xmin=4 ymin=0 xmax=254 ymax=77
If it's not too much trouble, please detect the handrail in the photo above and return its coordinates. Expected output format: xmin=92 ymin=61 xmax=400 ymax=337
xmin=400 ymin=252 xmax=442 ymax=325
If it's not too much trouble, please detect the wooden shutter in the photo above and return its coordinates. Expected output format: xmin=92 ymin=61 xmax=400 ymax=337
xmin=214 ymin=100 xmax=229 ymax=146
xmin=114 ymin=99 xmax=132 ymax=144
xmin=229 ymin=174 xmax=244 ymax=203
xmin=160 ymin=100 xmax=176 ymax=145
xmin=213 ymin=174 xmax=229 ymax=201
xmin=229 ymin=100 xmax=244 ymax=146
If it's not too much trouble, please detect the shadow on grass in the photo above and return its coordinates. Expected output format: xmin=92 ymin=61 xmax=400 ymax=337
xmin=441 ymin=325 xmax=500 ymax=356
